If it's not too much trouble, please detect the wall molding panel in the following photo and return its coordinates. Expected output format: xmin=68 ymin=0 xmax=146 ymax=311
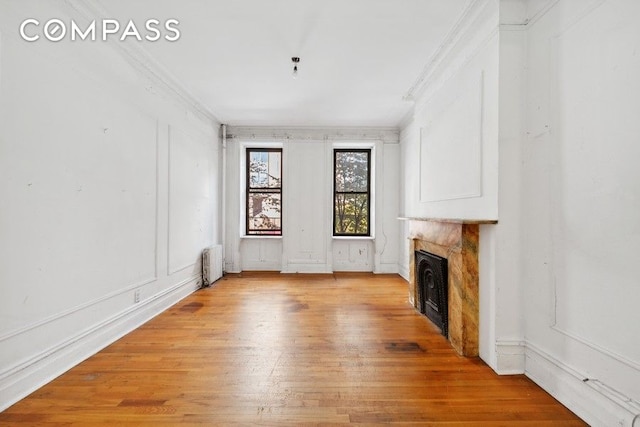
xmin=166 ymin=125 xmax=214 ymax=276
xmin=525 ymin=342 xmax=640 ymax=427
xmin=549 ymin=326 xmax=640 ymax=374
xmin=543 ymin=0 xmax=640 ymax=379
xmin=0 ymin=275 xmax=157 ymax=345
xmin=0 ymin=1 xmax=219 ymax=412
xmin=419 ymin=71 xmax=484 ymax=203
xmin=0 ymin=275 xmax=201 ymax=412
xmin=240 ymin=239 xmax=283 ymax=271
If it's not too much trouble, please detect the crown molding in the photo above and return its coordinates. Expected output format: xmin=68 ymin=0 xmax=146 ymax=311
xmin=499 ymin=0 xmax=561 ymax=31
xmin=525 ymin=0 xmax=561 ymax=28
xmin=62 ymin=0 xmax=220 ymax=125
xmin=403 ymin=0 xmax=493 ymax=102
xmin=226 ymin=126 xmax=400 ymax=144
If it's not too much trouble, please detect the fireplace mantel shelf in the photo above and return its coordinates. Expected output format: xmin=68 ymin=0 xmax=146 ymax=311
xmin=398 ymin=216 xmax=498 ymax=225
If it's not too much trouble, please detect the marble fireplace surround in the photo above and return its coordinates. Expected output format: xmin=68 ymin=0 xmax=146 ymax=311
xmin=403 ymin=217 xmax=497 ymax=357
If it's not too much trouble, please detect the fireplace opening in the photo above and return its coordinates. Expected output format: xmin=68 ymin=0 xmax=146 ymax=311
xmin=415 ymin=250 xmax=448 ymax=338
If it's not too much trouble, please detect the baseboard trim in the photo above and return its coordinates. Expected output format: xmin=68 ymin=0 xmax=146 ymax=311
xmin=525 ymin=342 xmax=640 ymax=427
xmin=281 ymin=264 xmax=332 ymax=274
xmin=0 ymin=276 xmax=200 ymax=412
xmin=398 ymin=263 xmax=410 ymax=281
xmin=241 ymin=264 xmax=282 ymax=272
xmin=373 ymin=262 xmax=399 ymax=274
xmin=495 ymin=340 xmax=525 ymax=374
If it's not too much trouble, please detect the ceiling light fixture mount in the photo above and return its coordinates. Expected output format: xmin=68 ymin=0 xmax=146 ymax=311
xmin=291 ymin=57 xmax=300 ymax=78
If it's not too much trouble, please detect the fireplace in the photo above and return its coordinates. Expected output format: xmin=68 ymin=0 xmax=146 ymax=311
xmin=415 ymin=250 xmax=448 ymax=338
xmin=404 ymin=217 xmax=495 ymax=357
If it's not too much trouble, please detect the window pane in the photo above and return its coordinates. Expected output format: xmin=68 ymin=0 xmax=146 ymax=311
xmin=268 ymin=151 xmax=281 ymax=188
xmin=334 ymin=193 xmax=369 ymax=235
xmin=249 ymin=151 xmax=267 ymax=187
xmin=335 ymin=151 xmax=368 ymax=192
xmin=248 ymin=192 xmax=281 ymax=232
xmin=249 ymin=150 xmax=281 ymax=189
xmin=246 ymin=148 xmax=282 ymax=235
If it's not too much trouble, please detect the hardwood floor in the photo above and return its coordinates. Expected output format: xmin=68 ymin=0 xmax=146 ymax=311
xmin=1 ymin=273 xmax=586 ymax=426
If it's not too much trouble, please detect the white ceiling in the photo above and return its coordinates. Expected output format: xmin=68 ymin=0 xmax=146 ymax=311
xmin=95 ymin=0 xmax=471 ymax=127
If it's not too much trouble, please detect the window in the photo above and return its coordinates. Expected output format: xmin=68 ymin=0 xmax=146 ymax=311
xmin=246 ymin=148 xmax=282 ymax=235
xmin=333 ymin=149 xmax=371 ymax=236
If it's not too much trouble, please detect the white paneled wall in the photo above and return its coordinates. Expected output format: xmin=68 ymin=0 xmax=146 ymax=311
xmin=168 ymin=126 xmax=217 ymax=275
xmin=520 ymin=0 xmax=640 ymax=424
xmin=224 ymin=127 xmax=400 ymax=274
xmin=240 ymin=239 xmax=283 ymax=271
xmin=282 ymin=141 xmax=330 ymax=273
xmin=399 ymin=0 xmax=640 ymax=425
xmin=0 ymin=2 xmax=219 ymax=411
xmin=333 ymin=240 xmax=373 ymax=272
xmin=375 ymin=142 xmax=400 ymax=274
xmin=401 ymin=38 xmax=499 ymax=219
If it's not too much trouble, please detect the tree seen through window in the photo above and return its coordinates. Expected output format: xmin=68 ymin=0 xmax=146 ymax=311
xmin=334 ymin=149 xmax=370 ymax=236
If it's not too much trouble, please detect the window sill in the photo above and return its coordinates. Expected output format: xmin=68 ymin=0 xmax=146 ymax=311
xmin=332 ymin=236 xmax=375 ymax=240
xmin=240 ymin=236 xmax=375 ymax=240
xmin=241 ymin=235 xmax=283 ymax=240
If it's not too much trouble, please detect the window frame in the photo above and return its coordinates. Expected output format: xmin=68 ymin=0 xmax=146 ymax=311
xmin=333 ymin=148 xmax=371 ymax=237
xmin=245 ymin=147 xmax=283 ymax=236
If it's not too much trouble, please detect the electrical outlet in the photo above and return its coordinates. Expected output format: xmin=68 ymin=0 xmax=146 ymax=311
xmin=134 ymin=289 xmax=140 ymax=304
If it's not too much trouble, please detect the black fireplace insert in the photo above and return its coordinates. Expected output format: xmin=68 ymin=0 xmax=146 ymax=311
xmin=415 ymin=250 xmax=448 ymax=338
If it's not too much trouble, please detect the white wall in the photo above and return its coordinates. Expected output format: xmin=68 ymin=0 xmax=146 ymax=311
xmin=487 ymin=0 xmax=527 ymax=375
xmin=400 ymin=0 xmax=500 ymax=222
xmin=283 ymin=140 xmax=331 ymax=273
xmin=0 ymin=2 xmax=220 ymax=410
xmin=224 ymin=127 xmax=399 ymax=274
xmin=520 ymin=0 xmax=640 ymax=424
xmin=401 ymin=0 xmax=640 ymax=424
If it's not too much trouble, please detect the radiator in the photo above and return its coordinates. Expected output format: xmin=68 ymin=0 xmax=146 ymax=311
xmin=202 ymin=245 xmax=223 ymax=287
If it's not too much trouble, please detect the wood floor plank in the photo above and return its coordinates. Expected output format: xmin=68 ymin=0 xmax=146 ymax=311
xmin=0 ymin=273 xmax=586 ymax=425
